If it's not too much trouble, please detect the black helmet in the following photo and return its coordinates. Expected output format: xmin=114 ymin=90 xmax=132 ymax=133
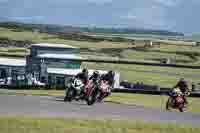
xmin=108 ymin=70 xmax=115 ymax=76
xmin=82 ymin=68 xmax=88 ymax=74
xmin=93 ymin=71 xmax=100 ymax=78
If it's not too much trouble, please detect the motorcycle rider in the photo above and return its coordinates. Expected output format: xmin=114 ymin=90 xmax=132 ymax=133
xmin=89 ymin=71 xmax=101 ymax=91
xmin=74 ymin=68 xmax=89 ymax=99
xmin=75 ymin=68 xmax=89 ymax=85
xmin=172 ymin=78 xmax=190 ymax=105
xmin=101 ymin=70 xmax=115 ymax=87
xmin=100 ymin=70 xmax=115 ymax=96
xmin=89 ymin=70 xmax=100 ymax=84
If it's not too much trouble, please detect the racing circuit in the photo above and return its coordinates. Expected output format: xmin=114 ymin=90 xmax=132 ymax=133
xmin=0 ymin=95 xmax=200 ymax=127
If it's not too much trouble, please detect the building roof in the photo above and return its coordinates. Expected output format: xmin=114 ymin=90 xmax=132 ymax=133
xmin=47 ymin=68 xmax=108 ymax=76
xmin=0 ymin=57 xmax=26 ymax=67
xmin=31 ymin=43 xmax=78 ymax=49
xmin=37 ymin=53 xmax=83 ymax=60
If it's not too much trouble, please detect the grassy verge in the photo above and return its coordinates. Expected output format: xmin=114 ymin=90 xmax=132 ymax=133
xmin=0 ymin=117 xmax=199 ymax=133
xmin=106 ymin=93 xmax=200 ymax=113
xmin=4 ymin=90 xmax=200 ymax=113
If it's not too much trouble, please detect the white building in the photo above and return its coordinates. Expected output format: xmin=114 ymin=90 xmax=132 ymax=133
xmin=24 ymin=43 xmax=120 ymax=88
xmin=0 ymin=57 xmax=26 ymax=86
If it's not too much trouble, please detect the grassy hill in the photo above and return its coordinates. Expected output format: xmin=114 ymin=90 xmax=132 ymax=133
xmin=0 ymin=25 xmax=199 ymax=88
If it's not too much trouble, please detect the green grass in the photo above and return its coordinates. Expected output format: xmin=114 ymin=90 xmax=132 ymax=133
xmin=0 ymin=47 xmax=27 ymax=52
xmin=121 ymin=48 xmax=191 ymax=63
xmin=1 ymin=26 xmax=200 ymax=64
xmin=0 ymin=47 xmax=28 ymax=57
xmin=0 ymin=27 xmax=134 ymax=49
xmin=82 ymin=62 xmax=200 ymax=88
xmin=1 ymin=27 xmax=200 ymax=65
xmin=5 ymin=90 xmax=200 ymax=114
xmin=0 ymin=117 xmax=199 ymax=133
xmin=83 ymin=44 xmax=200 ymax=65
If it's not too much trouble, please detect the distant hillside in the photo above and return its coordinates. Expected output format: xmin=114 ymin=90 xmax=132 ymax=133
xmin=0 ymin=21 xmax=81 ymax=33
xmin=188 ymin=34 xmax=200 ymax=41
xmin=0 ymin=21 xmax=184 ymax=37
xmin=81 ymin=27 xmax=184 ymax=36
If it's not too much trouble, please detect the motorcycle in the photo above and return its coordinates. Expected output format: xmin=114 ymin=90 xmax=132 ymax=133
xmin=96 ymin=80 xmax=111 ymax=103
xmin=64 ymin=77 xmax=84 ymax=102
xmin=84 ymin=79 xmax=99 ymax=106
xmin=166 ymin=88 xmax=186 ymax=112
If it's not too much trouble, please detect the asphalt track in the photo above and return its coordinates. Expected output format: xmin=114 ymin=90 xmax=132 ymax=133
xmin=0 ymin=95 xmax=200 ymax=127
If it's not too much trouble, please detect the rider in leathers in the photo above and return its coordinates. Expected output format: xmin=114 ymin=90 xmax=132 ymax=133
xmin=172 ymin=78 xmax=190 ymax=105
xmin=74 ymin=68 xmax=89 ymax=99
xmin=75 ymin=68 xmax=89 ymax=85
xmin=89 ymin=71 xmax=100 ymax=87
xmin=100 ymin=70 xmax=115 ymax=97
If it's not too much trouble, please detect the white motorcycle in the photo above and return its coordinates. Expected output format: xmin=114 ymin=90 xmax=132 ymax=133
xmin=64 ymin=77 xmax=84 ymax=102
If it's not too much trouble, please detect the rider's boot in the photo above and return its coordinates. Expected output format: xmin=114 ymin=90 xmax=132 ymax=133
xmin=171 ymin=96 xmax=176 ymax=106
xmin=75 ymin=96 xmax=81 ymax=101
xmin=183 ymin=96 xmax=188 ymax=108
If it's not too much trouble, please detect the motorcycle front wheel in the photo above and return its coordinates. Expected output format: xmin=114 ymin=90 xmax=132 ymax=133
xmin=64 ymin=88 xmax=75 ymax=102
xmin=87 ymin=90 xmax=99 ymax=106
xmin=179 ymin=103 xmax=186 ymax=112
xmin=166 ymin=98 xmax=170 ymax=110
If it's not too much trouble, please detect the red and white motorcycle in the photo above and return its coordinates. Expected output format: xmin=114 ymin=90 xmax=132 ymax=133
xmin=96 ymin=80 xmax=111 ymax=103
xmin=84 ymin=79 xmax=99 ymax=105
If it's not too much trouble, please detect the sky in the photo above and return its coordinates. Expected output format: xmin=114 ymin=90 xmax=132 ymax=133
xmin=0 ymin=0 xmax=199 ymax=34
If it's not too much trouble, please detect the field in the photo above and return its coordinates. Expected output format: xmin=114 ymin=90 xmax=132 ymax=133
xmin=0 ymin=47 xmax=27 ymax=57
xmin=3 ymin=90 xmax=200 ymax=113
xmin=0 ymin=27 xmax=134 ymax=49
xmin=82 ymin=62 xmax=200 ymax=88
xmin=0 ymin=117 xmax=199 ymax=133
xmin=0 ymin=27 xmax=200 ymax=87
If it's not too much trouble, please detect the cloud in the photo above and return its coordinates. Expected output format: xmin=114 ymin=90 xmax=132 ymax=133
xmin=87 ymin=0 xmax=113 ymax=5
xmin=1 ymin=0 xmax=200 ymax=33
xmin=120 ymin=13 xmax=137 ymax=20
xmin=154 ymin=0 xmax=180 ymax=7
xmin=0 ymin=0 xmax=9 ymax=3
xmin=13 ymin=16 xmax=44 ymax=21
xmin=119 ymin=3 xmax=175 ymax=30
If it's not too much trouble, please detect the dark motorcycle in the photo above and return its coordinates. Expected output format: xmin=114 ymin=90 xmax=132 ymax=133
xmin=166 ymin=88 xmax=186 ymax=112
xmin=64 ymin=78 xmax=84 ymax=102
